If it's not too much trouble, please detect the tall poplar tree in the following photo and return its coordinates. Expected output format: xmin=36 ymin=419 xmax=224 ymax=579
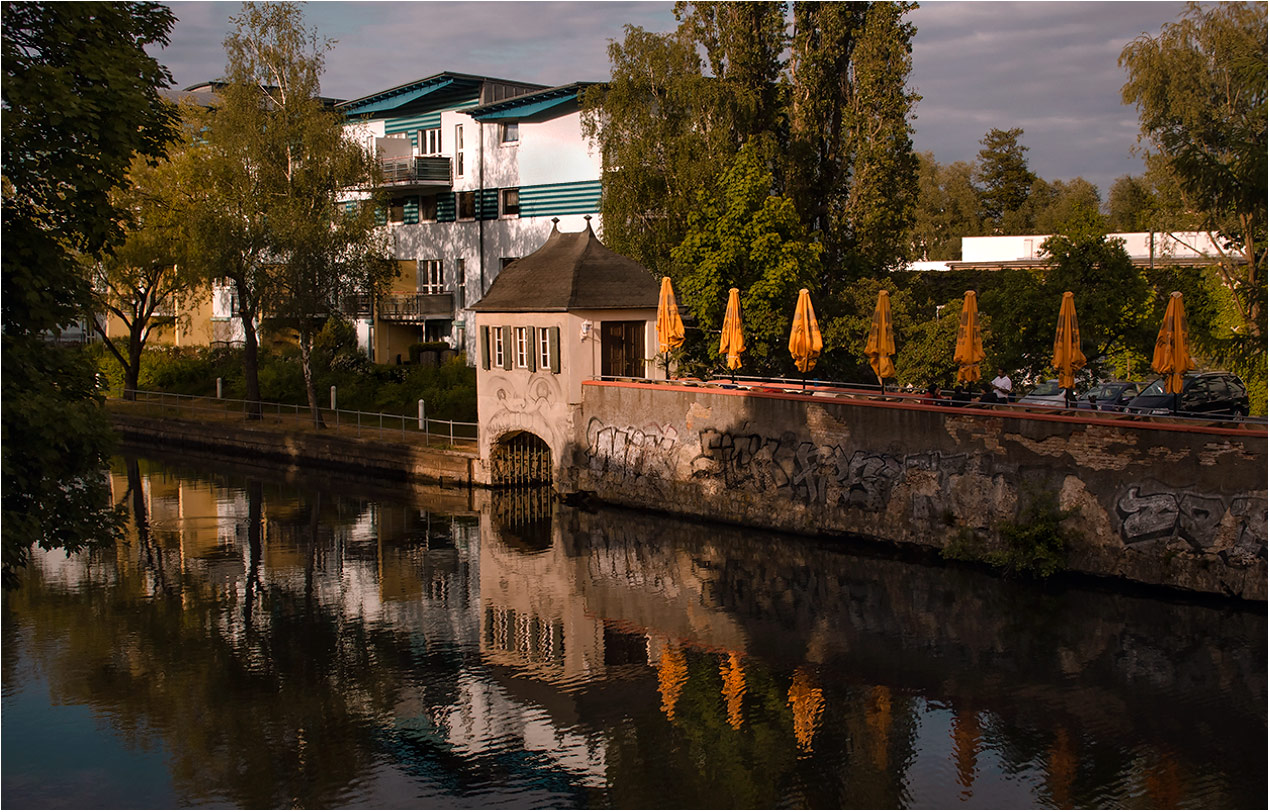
xmin=974 ymin=127 xmax=1037 ymax=232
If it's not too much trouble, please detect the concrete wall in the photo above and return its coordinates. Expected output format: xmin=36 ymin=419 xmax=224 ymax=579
xmin=566 ymin=382 xmax=1267 ymax=599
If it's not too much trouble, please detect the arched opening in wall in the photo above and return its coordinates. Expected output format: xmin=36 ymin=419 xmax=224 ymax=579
xmin=490 ymin=431 xmax=552 ymax=487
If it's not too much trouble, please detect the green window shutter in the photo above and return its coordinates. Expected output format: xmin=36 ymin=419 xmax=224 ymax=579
xmin=480 ymin=325 xmax=490 ymax=370
xmin=478 ymin=188 xmax=499 ymax=220
xmin=374 ymin=206 xmax=387 ymax=226
xmin=549 ymin=326 xmax=560 ymax=374
xmin=403 ymin=196 xmax=419 ymax=224
xmin=501 ymin=325 xmax=513 ymax=370
xmin=527 ymin=327 xmax=537 ymax=372
xmin=437 ymin=193 xmax=457 ymax=222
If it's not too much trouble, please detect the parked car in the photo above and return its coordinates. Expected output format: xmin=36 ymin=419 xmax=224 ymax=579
xmin=1078 ymin=381 xmax=1145 ymax=411
xmin=1125 ymin=372 xmax=1249 ymax=418
xmin=1017 ymin=379 xmax=1073 ymax=407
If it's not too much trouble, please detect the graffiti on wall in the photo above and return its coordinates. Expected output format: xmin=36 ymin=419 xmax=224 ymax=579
xmin=1117 ymin=486 xmax=1268 ymax=552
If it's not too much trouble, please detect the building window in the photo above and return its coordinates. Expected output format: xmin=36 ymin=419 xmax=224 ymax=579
xmin=388 ymin=197 xmax=406 ymax=224
xmin=455 ymin=259 xmax=466 ymax=310
xmin=419 ymin=194 xmax=437 ymax=222
xmin=514 ymin=327 xmax=529 ymax=368
xmin=454 ymin=124 xmax=464 ymax=176
xmin=493 ymin=328 xmax=505 ymax=367
xmin=500 ymin=122 xmax=519 ymax=143
xmin=458 ymin=191 xmax=476 ymax=220
xmin=538 ymin=328 xmax=551 ymax=371
xmin=419 ymin=127 xmax=441 ymax=155
xmin=501 ymin=188 xmax=520 ymax=218
xmin=418 ymin=259 xmax=443 ymax=294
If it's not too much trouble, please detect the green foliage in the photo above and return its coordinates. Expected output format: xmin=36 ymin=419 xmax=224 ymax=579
xmin=893 ymin=297 xmax=965 ymax=388
xmin=672 ymin=143 xmax=823 ymax=376
xmin=990 ymin=491 xmax=1078 ymax=578
xmin=820 ymin=276 xmax=914 ymax=383
xmin=910 ymin=153 xmax=981 ymax=261
xmin=1120 ymin=1 xmax=1267 ymax=341
xmin=974 ymin=127 xmax=1037 ymax=230
xmin=2 ymin=1 xmax=177 ymax=586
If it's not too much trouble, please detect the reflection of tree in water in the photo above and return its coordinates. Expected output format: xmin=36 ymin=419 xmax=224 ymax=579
xmin=9 ymin=459 xmax=478 ymax=808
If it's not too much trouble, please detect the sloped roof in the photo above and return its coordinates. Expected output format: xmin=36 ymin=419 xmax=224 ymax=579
xmin=470 ymin=219 xmax=659 ymax=313
xmin=469 ymin=82 xmax=597 ymax=121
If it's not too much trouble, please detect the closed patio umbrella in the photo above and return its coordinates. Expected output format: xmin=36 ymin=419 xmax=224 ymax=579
xmin=1152 ymin=291 xmax=1194 ymax=399
xmin=1051 ymin=291 xmax=1087 ymax=398
xmin=788 ymin=288 xmax=823 ymax=389
xmin=719 ymin=287 xmax=745 ymax=381
xmin=864 ymin=289 xmax=896 ymax=389
xmin=953 ymin=290 xmax=986 ymax=384
xmin=656 ymin=276 xmax=685 ymax=378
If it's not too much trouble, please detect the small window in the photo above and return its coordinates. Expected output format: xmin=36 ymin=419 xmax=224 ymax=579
xmin=501 ymin=188 xmax=520 ymax=218
xmin=388 ymin=198 xmax=405 ymax=224
xmin=501 ymin=122 xmax=519 ymax=143
xmin=457 ymin=191 xmax=476 ymax=220
xmin=419 ymin=127 xmax=441 ymax=155
xmin=514 ymin=327 xmax=529 ymax=368
xmin=455 ymin=124 xmax=464 ymax=151
xmin=538 ymin=328 xmax=551 ymax=371
xmin=419 ymin=194 xmax=437 ymax=222
xmin=455 ymin=151 xmax=464 ymax=177
xmin=418 ymin=259 xmax=443 ymax=294
xmin=493 ymin=329 xmax=505 ymax=367
xmin=455 ymin=259 xmax=466 ymax=310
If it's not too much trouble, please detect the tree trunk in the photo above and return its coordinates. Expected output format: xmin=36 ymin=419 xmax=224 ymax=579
xmin=299 ymin=323 xmax=325 ymax=429
xmin=238 ymin=289 xmax=262 ymax=420
xmin=126 ymin=322 xmax=144 ymax=400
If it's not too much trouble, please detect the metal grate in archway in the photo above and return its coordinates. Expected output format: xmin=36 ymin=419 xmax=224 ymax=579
xmin=490 ymin=431 xmax=552 ymax=487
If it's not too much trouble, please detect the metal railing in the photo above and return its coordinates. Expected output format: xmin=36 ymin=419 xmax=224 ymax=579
xmin=379 ymin=156 xmax=451 ymax=187
xmin=594 ymin=374 xmax=1268 ymax=429
xmin=108 ymin=388 xmax=479 ymax=448
xmin=378 ymin=292 xmax=453 ymax=321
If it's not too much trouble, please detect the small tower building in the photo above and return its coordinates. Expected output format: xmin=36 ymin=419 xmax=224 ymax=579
xmin=470 ymin=218 xmax=659 ymax=486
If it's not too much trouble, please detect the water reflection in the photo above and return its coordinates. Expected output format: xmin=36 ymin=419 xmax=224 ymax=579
xmin=2 ymin=451 xmax=1264 ymax=809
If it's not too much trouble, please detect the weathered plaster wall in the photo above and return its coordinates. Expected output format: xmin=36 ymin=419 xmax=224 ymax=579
xmin=566 ymin=382 xmax=1268 ymax=599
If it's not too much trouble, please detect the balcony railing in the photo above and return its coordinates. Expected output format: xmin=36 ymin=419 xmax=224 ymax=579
xmin=339 ymin=294 xmax=373 ymax=318
xmin=379 ymin=292 xmax=454 ymax=322
xmin=379 ymin=156 xmax=451 ymax=189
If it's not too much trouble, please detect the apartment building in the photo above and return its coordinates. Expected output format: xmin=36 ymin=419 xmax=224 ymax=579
xmin=338 ymin=72 xmax=603 ymax=365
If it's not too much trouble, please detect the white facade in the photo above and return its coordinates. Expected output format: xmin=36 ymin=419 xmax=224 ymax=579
xmin=961 ymin=231 xmax=1231 ymax=263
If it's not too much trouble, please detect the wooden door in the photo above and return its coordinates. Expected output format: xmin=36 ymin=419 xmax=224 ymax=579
xmin=600 ymin=320 xmax=645 ymax=378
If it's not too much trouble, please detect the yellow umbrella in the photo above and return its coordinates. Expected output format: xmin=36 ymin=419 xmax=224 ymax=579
xmin=656 ymin=276 xmax=685 ymax=354
xmin=864 ymin=289 xmax=896 ymax=386
xmin=719 ymin=287 xmax=745 ymax=375
xmin=953 ymin=290 xmax=986 ymax=384
xmin=1051 ymin=291 xmax=1087 ymax=391
xmin=1152 ymin=291 xmax=1194 ymax=395
xmin=788 ymin=288 xmax=823 ymax=384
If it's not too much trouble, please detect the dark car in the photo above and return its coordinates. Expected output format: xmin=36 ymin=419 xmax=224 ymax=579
xmin=1125 ymin=372 xmax=1249 ymax=418
xmin=1078 ymin=381 xmax=1144 ymax=411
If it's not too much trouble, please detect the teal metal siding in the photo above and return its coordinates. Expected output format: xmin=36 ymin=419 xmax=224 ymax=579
xmin=478 ymin=189 xmax=499 ymax=221
xmin=519 ymin=180 xmax=601 ymax=217
xmin=437 ymin=193 xmax=456 ymax=223
xmin=402 ymin=196 xmax=419 ymax=224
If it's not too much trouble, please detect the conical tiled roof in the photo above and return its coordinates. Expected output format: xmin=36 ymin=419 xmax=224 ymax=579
xmin=470 ymin=219 xmax=659 ymax=312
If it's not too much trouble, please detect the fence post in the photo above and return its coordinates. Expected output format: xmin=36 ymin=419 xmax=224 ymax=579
xmin=216 ymin=378 xmax=223 ymax=399
xmin=418 ymin=399 xmax=425 ymax=431
xmin=330 ymin=385 xmax=337 ymax=411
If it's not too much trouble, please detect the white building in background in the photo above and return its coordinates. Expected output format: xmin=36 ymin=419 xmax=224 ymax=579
xmin=907 ymin=231 xmax=1238 ymax=272
xmin=337 ymin=72 xmax=603 ymax=365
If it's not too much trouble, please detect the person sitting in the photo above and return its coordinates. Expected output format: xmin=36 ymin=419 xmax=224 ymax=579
xmin=978 ymin=383 xmax=1000 ymax=406
xmin=951 ymin=385 xmax=973 ymax=405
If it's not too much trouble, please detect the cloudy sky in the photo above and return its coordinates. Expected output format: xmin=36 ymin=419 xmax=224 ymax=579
xmin=154 ymin=0 xmax=1192 ymax=197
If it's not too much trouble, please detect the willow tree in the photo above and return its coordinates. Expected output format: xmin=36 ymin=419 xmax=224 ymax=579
xmin=1120 ymin=1 xmax=1267 ymax=343
xmin=181 ymin=2 xmax=389 ymax=422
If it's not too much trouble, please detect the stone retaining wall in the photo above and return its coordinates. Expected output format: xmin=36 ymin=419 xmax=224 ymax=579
xmin=566 ymin=382 xmax=1268 ymax=600
xmin=110 ymin=410 xmax=480 ymax=486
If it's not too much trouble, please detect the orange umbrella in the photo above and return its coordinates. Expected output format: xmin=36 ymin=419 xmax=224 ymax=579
xmin=953 ymin=290 xmax=986 ymax=384
xmin=719 ymin=287 xmax=745 ymax=373
xmin=788 ymin=288 xmax=823 ymax=376
xmin=864 ymin=289 xmax=896 ymax=385
xmin=1051 ymin=291 xmax=1087 ymax=390
xmin=1152 ymin=291 xmax=1193 ymax=394
xmin=656 ymin=276 xmax=685 ymax=354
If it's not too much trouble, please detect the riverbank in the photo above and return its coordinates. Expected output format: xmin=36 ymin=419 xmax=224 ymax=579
xmin=109 ymin=401 xmax=481 ymax=487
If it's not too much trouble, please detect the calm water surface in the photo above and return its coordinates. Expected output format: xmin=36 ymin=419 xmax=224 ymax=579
xmin=3 ymin=450 xmax=1265 ymax=808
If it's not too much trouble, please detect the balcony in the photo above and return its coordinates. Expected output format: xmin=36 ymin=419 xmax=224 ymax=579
xmin=379 ymin=156 xmax=451 ymax=190
xmin=338 ymin=294 xmax=373 ymax=318
xmin=378 ymin=292 xmax=453 ymax=322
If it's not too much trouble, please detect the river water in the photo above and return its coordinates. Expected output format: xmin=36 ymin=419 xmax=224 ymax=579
xmin=2 ymin=450 xmax=1265 ymax=809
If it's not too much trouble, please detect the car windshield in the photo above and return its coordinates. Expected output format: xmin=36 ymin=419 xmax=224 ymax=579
xmin=1086 ymin=384 xmax=1121 ymax=400
xmin=1027 ymin=381 xmax=1061 ymax=396
xmin=1140 ymin=379 xmax=1167 ymax=396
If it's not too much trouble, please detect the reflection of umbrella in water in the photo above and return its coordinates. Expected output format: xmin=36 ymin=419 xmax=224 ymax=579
xmin=954 ymin=290 xmax=986 ymax=384
xmin=719 ymin=287 xmax=745 ymax=382
xmin=865 ymin=289 xmax=896 ymax=390
xmin=788 ymin=288 xmax=822 ymax=389
xmin=1152 ymin=291 xmax=1193 ymax=406
xmin=1051 ymin=291 xmax=1086 ymax=403
xmin=656 ymin=276 xmax=685 ymax=378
